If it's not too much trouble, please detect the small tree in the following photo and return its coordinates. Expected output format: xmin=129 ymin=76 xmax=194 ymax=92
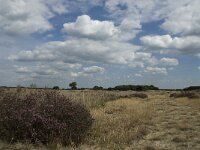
xmin=93 ymin=86 xmax=103 ymax=90
xmin=69 ymin=82 xmax=77 ymax=90
xmin=30 ymin=83 xmax=37 ymax=89
xmin=53 ymin=86 xmax=59 ymax=90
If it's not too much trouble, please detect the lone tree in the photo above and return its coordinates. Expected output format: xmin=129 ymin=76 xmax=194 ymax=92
xmin=93 ymin=86 xmax=103 ymax=90
xmin=69 ymin=82 xmax=77 ymax=90
xmin=53 ymin=86 xmax=59 ymax=90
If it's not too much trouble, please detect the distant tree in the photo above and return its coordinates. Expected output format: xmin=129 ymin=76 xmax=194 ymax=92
xmin=44 ymin=85 xmax=49 ymax=89
xmin=17 ymin=84 xmax=23 ymax=93
xmin=30 ymin=83 xmax=37 ymax=89
xmin=53 ymin=86 xmax=59 ymax=90
xmin=93 ymin=86 xmax=103 ymax=90
xmin=69 ymin=82 xmax=77 ymax=90
xmin=184 ymin=86 xmax=200 ymax=91
xmin=112 ymin=85 xmax=159 ymax=91
xmin=107 ymin=87 xmax=113 ymax=91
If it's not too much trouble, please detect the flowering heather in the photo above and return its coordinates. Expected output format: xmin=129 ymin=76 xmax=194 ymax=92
xmin=0 ymin=91 xmax=92 ymax=145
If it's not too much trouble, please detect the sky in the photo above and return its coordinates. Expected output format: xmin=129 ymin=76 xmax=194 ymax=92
xmin=0 ymin=0 xmax=200 ymax=89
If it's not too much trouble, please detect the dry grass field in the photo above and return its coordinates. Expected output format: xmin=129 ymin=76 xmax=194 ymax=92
xmin=0 ymin=89 xmax=200 ymax=150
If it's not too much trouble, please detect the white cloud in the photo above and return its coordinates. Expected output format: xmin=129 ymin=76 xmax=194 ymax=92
xmin=83 ymin=66 xmax=105 ymax=74
xmin=135 ymin=73 xmax=142 ymax=77
xmin=0 ymin=0 xmax=105 ymax=37
xmin=9 ymin=37 xmax=164 ymax=70
xmin=141 ymin=35 xmax=200 ymax=54
xmin=9 ymin=38 xmax=143 ymax=65
xmin=198 ymin=66 xmax=200 ymax=70
xmin=15 ymin=66 xmax=32 ymax=74
xmin=71 ymin=66 xmax=105 ymax=77
xmin=159 ymin=58 xmax=179 ymax=66
xmin=105 ymin=0 xmax=200 ymax=36
xmin=140 ymin=35 xmax=173 ymax=49
xmin=43 ymin=0 xmax=68 ymax=14
xmin=53 ymin=62 xmax=82 ymax=71
xmin=9 ymin=49 xmax=57 ymax=61
xmin=0 ymin=0 xmax=54 ymax=35
xmin=145 ymin=67 xmax=168 ymax=75
xmin=63 ymin=15 xmax=118 ymax=40
xmin=62 ymin=15 xmax=139 ymax=41
xmin=161 ymin=0 xmax=200 ymax=35
xmin=15 ymin=65 xmax=58 ymax=76
xmin=34 ymin=69 xmax=57 ymax=76
xmin=105 ymin=0 xmax=159 ymax=25
xmin=171 ymin=36 xmax=200 ymax=54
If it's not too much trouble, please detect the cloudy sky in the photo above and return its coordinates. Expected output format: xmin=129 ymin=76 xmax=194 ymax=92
xmin=0 ymin=0 xmax=200 ymax=89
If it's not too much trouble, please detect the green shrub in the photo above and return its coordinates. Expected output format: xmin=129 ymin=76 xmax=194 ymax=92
xmin=53 ymin=86 xmax=59 ymax=90
xmin=0 ymin=91 xmax=92 ymax=145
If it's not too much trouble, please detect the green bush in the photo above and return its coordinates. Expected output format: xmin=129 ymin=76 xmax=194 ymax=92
xmin=0 ymin=91 xmax=92 ymax=145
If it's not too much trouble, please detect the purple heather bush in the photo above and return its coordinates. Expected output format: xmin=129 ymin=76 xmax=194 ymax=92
xmin=0 ymin=90 xmax=92 ymax=145
xmin=170 ymin=92 xmax=199 ymax=99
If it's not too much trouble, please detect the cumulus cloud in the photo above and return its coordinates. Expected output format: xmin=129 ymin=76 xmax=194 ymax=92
xmin=53 ymin=62 xmax=82 ymax=71
xmin=62 ymin=15 xmax=139 ymax=41
xmin=9 ymin=38 xmax=143 ymax=65
xmin=105 ymin=0 xmax=200 ymax=36
xmin=9 ymin=37 xmax=164 ymax=71
xmin=15 ymin=66 xmax=32 ymax=74
xmin=105 ymin=0 xmax=159 ymax=26
xmin=161 ymin=0 xmax=200 ymax=35
xmin=105 ymin=0 xmax=200 ymax=55
xmin=8 ymin=50 xmax=57 ymax=61
xmin=82 ymin=66 xmax=105 ymax=74
xmin=15 ymin=61 xmax=82 ymax=76
xmin=135 ymin=73 xmax=142 ymax=77
xmin=71 ymin=66 xmax=105 ymax=77
xmin=140 ymin=35 xmax=173 ymax=49
xmin=0 ymin=0 xmax=104 ymax=36
xmin=145 ymin=67 xmax=168 ymax=75
xmin=159 ymin=58 xmax=179 ymax=66
xmin=63 ymin=15 xmax=118 ymax=40
xmin=141 ymin=35 xmax=200 ymax=54
xmin=15 ymin=65 xmax=58 ymax=76
xmin=0 ymin=0 xmax=54 ymax=35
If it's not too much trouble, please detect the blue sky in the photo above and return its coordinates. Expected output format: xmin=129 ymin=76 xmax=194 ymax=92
xmin=0 ymin=0 xmax=200 ymax=89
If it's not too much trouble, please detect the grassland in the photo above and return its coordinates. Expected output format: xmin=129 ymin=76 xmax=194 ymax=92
xmin=0 ymin=89 xmax=200 ymax=150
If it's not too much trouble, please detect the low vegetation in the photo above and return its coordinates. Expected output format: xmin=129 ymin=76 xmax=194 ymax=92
xmin=108 ymin=85 xmax=159 ymax=91
xmin=183 ymin=86 xmax=200 ymax=91
xmin=131 ymin=93 xmax=148 ymax=99
xmin=0 ymin=91 xmax=92 ymax=146
xmin=170 ymin=91 xmax=199 ymax=99
xmin=0 ymin=88 xmax=199 ymax=149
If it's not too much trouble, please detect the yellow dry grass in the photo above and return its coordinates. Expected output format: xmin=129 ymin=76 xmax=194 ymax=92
xmin=84 ymin=98 xmax=154 ymax=149
xmin=175 ymin=97 xmax=200 ymax=110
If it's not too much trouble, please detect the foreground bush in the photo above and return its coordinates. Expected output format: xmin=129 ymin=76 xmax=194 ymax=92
xmin=0 ymin=91 xmax=92 ymax=145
